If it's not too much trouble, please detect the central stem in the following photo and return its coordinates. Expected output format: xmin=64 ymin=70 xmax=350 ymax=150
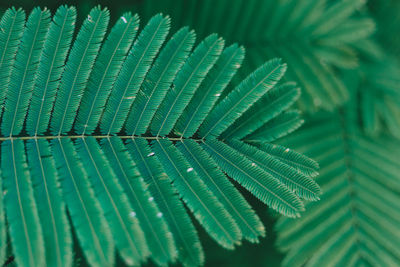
xmin=0 ymin=135 xmax=203 ymax=142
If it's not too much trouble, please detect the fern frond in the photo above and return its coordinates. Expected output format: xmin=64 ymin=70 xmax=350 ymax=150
xmin=127 ymin=138 xmax=204 ymax=267
xmin=1 ymin=8 xmax=50 ymax=136
xmin=309 ymin=0 xmax=365 ymax=36
xmin=0 ymin=8 xmax=25 ymax=119
xmin=26 ymin=139 xmax=72 ymax=267
xmin=256 ymin=143 xmax=319 ymax=178
xmin=75 ymin=13 xmax=139 ymax=135
xmin=0 ymin=7 xmax=321 ymax=265
xmin=246 ymin=110 xmax=304 ymax=143
xmin=350 ymin=55 xmax=400 ymax=138
xmin=51 ymin=138 xmax=114 ymax=267
xmin=26 ymin=6 xmax=77 ymax=136
xmin=100 ymin=14 xmax=170 ymax=135
xmin=227 ymin=139 xmax=321 ymax=201
xmin=318 ymin=18 xmax=375 ymax=45
xmin=313 ymin=45 xmax=358 ymax=69
xmin=276 ymin=42 xmax=348 ymax=110
xmin=126 ymin=26 xmax=196 ymax=136
xmin=223 ymin=82 xmax=300 ymax=140
xmin=199 ymin=59 xmax=287 ymax=138
xmin=137 ymin=0 xmax=374 ymax=111
xmin=175 ymin=44 xmax=245 ymax=138
xmin=1 ymin=139 xmax=45 ymax=267
xmin=276 ymin=110 xmax=400 ymax=266
xmin=100 ymin=137 xmax=177 ymax=265
xmin=50 ymin=6 xmax=110 ymax=135
xmin=202 ymin=139 xmax=304 ymax=217
xmin=75 ymin=137 xmax=148 ymax=265
xmin=176 ymin=139 xmax=265 ymax=242
xmin=150 ymin=34 xmax=224 ymax=136
xmin=152 ymin=138 xmax=241 ymax=249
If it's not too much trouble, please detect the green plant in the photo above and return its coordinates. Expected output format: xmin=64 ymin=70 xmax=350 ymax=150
xmin=129 ymin=1 xmax=400 ymax=266
xmin=134 ymin=0 xmax=375 ymax=113
xmin=0 ymin=5 xmax=321 ymax=267
xmin=275 ymin=107 xmax=400 ymax=266
xmin=126 ymin=1 xmax=400 ymax=266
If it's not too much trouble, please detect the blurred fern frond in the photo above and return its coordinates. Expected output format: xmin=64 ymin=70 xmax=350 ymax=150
xmin=275 ymin=109 xmax=400 ymax=266
xmin=134 ymin=0 xmax=375 ymax=112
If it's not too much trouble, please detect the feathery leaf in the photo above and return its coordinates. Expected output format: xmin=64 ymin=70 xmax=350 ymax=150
xmin=2 ymin=139 xmax=45 ymax=267
xmin=126 ymin=138 xmax=204 ymax=267
xmin=199 ymin=58 xmax=287 ymax=138
xmin=100 ymin=14 xmax=170 ymax=135
xmin=176 ymin=139 xmax=265 ymax=242
xmin=222 ymin=82 xmax=300 ymax=140
xmin=276 ymin=110 xmax=400 ymax=266
xmin=75 ymin=137 xmax=148 ymax=265
xmin=202 ymin=139 xmax=304 ymax=217
xmin=0 ymin=8 xmax=25 ymax=119
xmin=126 ymin=26 xmax=196 ymax=136
xmin=246 ymin=110 xmax=304 ymax=143
xmin=51 ymin=138 xmax=114 ymax=267
xmin=26 ymin=139 xmax=72 ymax=267
xmin=0 ymin=174 xmax=5 ymax=264
xmin=227 ymin=139 xmax=321 ymax=201
xmin=310 ymin=0 xmax=366 ymax=36
xmin=1 ymin=8 xmax=50 ymax=136
xmin=50 ymin=6 xmax=109 ymax=135
xmin=175 ymin=44 xmax=245 ymax=138
xmin=150 ymin=34 xmax=224 ymax=136
xmin=0 ymin=6 xmax=323 ymax=265
xmin=100 ymin=137 xmax=177 ymax=265
xmin=256 ymin=143 xmax=319 ymax=178
xmin=75 ymin=13 xmax=139 ymax=135
xmin=152 ymin=138 xmax=241 ymax=249
xmin=26 ymin=6 xmax=77 ymax=136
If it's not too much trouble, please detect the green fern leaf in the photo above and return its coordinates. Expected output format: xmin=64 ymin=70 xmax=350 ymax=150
xmin=126 ymin=26 xmax=196 ymax=136
xmin=150 ymin=33 xmax=224 ymax=136
xmin=100 ymin=14 xmax=170 ymax=135
xmin=310 ymin=0 xmax=366 ymax=36
xmin=0 ymin=171 xmax=5 ymax=264
xmin=199 ymin=58 xmax=287 ymax=138
xmin=0 ymin=175 xmax=5 ymax=264
xmin=26 ymin=6 xmax=76 ymax=136
xmin=75 ymin=137 xmax=148 ymax=265
xmin=1 ymin=8 xmax=50 ymax=136
xmin=100 ymin=137 xmax=177 ymax=265
xmin=75 ymin=13 xmax=139 ymax=135
xmin=176 ymin=139 xmax=265 ymax=242
xmin=276 ymin=110 xmax=400 ymax=266
xmin=256 ymin=143 xmax=319 ymax=178
xmin=222 ymin=82 xmax=300 ymax=140
xmin=227 ymin=139 xmax=321 ymax=201
xmin=51 ymin=138 xmax=114 ymax=267
xmin=246 ymin=110 xmax=304 ymax=143
xmin=50 ymin=6 xmax=110 ymax=135
xmin=0 ymin=6 xmax=321 ymax=266
xmin=136 ymin=0 xmax=374 ymax=111
xmin=2 ymin=140 xmax=45 ymax=267
xmin=175 ymin=44 xmax=245 ymax=138
xmin=0 ymin=8 xmax=25 ymax=119
xmin=26 ymin=139 xmax=72 ymax=267
xmin=127 ymin=138 xmax=204 ymax=266
xmin=202 ymin=138 xmax=304 ymax=217
xmin=152 ymin=138 xmax=241 ymax=249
